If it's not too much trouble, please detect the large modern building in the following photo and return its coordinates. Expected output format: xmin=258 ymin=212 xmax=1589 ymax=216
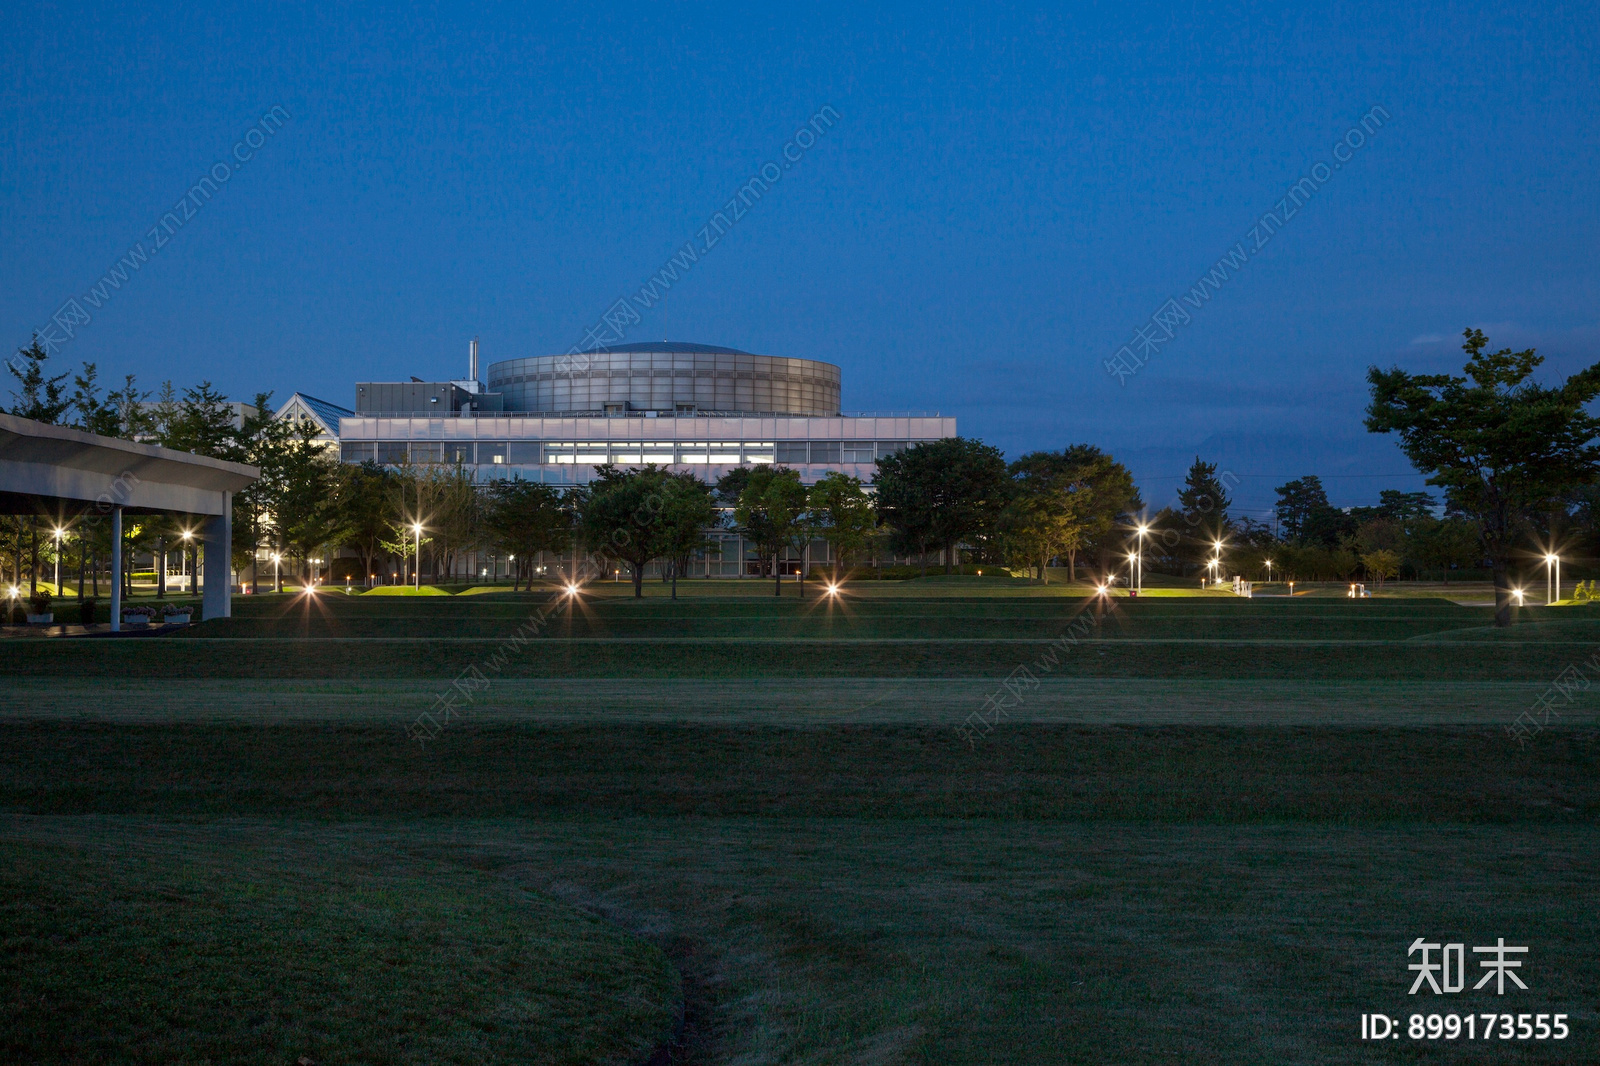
xmin=288 ymin=341 xmax=953 ymax=579
xmin=334 ymin=341 xmax=954 ymax=489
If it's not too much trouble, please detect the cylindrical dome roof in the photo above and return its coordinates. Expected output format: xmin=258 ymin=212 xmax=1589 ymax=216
xmin=485 ymin=342 xmax=841 ymax=416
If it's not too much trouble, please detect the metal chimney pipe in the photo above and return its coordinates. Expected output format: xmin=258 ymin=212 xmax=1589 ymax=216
xmin=469 ymin=337 xmax=479 ymax=381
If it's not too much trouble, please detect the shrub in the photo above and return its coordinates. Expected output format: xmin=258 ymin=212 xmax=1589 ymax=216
xmin=120 ymin=605 xmax=157 ymax=619
xmin=160 ymin=603 xmax=193 ymax=617
xmin=80 ymin=599 xmax=97 ymax=625
xmin=27 ymin=591 xmax=52 ymax=615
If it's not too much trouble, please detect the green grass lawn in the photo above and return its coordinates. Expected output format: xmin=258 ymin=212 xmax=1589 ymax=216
xmin=0 ymin=823 xmax=679 ymax=1065
xmin=1 ymin=590 xmax=1595 ymax=1063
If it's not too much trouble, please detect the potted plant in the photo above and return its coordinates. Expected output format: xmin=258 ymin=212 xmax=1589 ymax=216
xmin=120 ymin=604 xmax=156 ymax=628
xmin=160 ymin=602 xmax=194 ymax=625
xmin=26 ymin=591 xmax=53 ymax=625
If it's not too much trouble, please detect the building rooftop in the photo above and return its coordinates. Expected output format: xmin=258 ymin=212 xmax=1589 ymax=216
xmin=577 ymin=341 xmax=754 ymax=355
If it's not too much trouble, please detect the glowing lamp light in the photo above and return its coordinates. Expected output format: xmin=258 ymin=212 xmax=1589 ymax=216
xmin=565 ymin=584 xmax=580 ymax=597
xmin=825 ymin=583 xmax=840 ymax=596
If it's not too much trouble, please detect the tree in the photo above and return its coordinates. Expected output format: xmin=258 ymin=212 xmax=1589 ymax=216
xmin=232 ymin=393 xmax=297 ymax=592
xmin=275 ymin=423 xmax=349 ymax=585
xmin=483 ymin=478 xmax=573 ymax=590
xmin=1056 ymin=445 xmax=1141 ymax=580
xmin=1377 ymin=489 xmax=1437 ymax=525
xmin=337 ymin=461 xmax=401 ymax=588
xmin=68 ymin=363 xmax=129 ymax=437
xmin=1361 ymin=548 xmax=1401 ymax=588
xmin=807 ymin=472 xmax=876 ymax=580
xmin=1408 ymin=516 xmax=1482 ymax=583
xmin=1275 ymin=476 xmax=1328 ymax=541
xmin=1367 ymin=328 xmax=1600 ymax=625
xmin=655 ymin=473 xmax=716 ymax=599
xmin=734 ymin=465 xmax=810 ymax=596
xmin=1273 ymin=475 xmax=1354 ymax=546
xmin=5 ymin=339 xmax=71 ymax=423
xmin=160 ymin=382 xmax=241 ymax=460
xmin=871 ymin=451 xmax=937 ymax=574
xmin=580 ymin=464 xmax=678 ymax=598
xmin=1178 ymin=456 xmax=1231 ymax=530
xmin=876 ymin=438 xmax=1010 ymax=575
xmin=1353 ymin=517 xmax=1404 ymax=556
xmin=1003 ymin=452 xmax=1092 ymax=583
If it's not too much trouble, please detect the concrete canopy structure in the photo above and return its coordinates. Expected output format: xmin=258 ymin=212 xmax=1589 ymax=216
xmin=0 ymin=413 xmax=258 ymax=630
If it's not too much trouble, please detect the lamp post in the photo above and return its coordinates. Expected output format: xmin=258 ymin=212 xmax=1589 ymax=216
xmin=181 ymin=530 xmax=194 ymax=593
xmin=1546 ymin=552 xmax=1560 ymax=605
xmin=412 ymin=523 xmax=423 ymax=589
xmin=272 ymin=552 xmax=282 ymax=594
xmin=52 ymin=527 xmax=63 ymax=595
xmin=1134 ymin=524 xmax=1149 ymax=594
xmin=1264 ymin=559 xmax=1273 ymax=586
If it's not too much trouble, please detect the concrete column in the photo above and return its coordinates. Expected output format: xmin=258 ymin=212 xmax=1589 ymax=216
xmin=110 ymin=506 xmax=122 ymax=632
xmin=201 ymin=492 xmax=232 ymax=620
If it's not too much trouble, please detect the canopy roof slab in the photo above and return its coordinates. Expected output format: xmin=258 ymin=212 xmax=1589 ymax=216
xmin=0 ymin=412 xmax=256 ymax=517
xmin=0 ymin=413 xmax=258 ymax=627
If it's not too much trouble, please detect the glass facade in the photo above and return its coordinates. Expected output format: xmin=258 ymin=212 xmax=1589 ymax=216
xmin=360 ymin=439 xmax=928 ymax=467
xmin=486 ymin=349 xmax=842 ymax=416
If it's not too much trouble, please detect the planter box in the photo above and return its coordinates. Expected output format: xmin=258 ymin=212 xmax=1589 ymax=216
xmin=121 ymin=615 xmax=151 ymax=628
xmin=162 ymin=613 xmax=193 ymax=626
xmin=26 ymin=613 xmax=53 ymax=625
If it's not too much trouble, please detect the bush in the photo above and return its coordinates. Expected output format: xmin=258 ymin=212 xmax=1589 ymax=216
xmin=80 ymin=599 xmax=97 ymax=625
xmin=120 ymin=605 xmax=157 ymax=619
xmin=8 ymin=603 xmax=24 ymax=626
xmin=160 ymin=602 xmax=193 ymax=617
xmin=27 ymin=591 xmax=51 ymax=615
xmin=837 ymin=563 xmax=996 ymax=581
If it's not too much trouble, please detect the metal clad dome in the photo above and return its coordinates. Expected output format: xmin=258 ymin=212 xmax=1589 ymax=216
xmin=486 ymin=342 xmax=841 ymax=416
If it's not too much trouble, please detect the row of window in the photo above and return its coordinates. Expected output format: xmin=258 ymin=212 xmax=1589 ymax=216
xmin=341 ymin=440 xmax=931 ymax=466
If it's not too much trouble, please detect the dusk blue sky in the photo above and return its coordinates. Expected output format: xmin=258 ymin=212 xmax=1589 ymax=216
xmin=4 ymin=3 xmax=1596 ymax=518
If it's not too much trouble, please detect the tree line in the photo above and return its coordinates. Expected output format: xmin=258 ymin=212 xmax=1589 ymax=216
xmin=7 ymin=327 xmax=1600 ymax=626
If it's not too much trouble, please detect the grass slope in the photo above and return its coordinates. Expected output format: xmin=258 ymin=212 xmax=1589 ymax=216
xmin=0 ymin=826 xmax=679 ymax=1065
xmin=3 ymin=591 xmax=1596 ymax=1064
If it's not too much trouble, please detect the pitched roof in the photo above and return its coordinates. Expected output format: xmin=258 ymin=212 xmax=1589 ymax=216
xmin=275 ymin=393 xmax=353 ymax=436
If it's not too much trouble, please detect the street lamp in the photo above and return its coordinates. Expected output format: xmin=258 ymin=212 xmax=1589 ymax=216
xmin=412 ymin=523 xmax=423 ymax=589
xmin=271 ymin=552 xmax=282 ymax=593
xmin=52 ymin=527 xmax=63 ymax=595
xmin=1546 ymin=552 xmax=1560 ymax=605
xmin=1134 ymin=524 xmax=1149 ymax=594
xmin=1264 ymin=559 xmax=1273 ymax=585
xmin=181 ymin=529 xmax=194 ymax=592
